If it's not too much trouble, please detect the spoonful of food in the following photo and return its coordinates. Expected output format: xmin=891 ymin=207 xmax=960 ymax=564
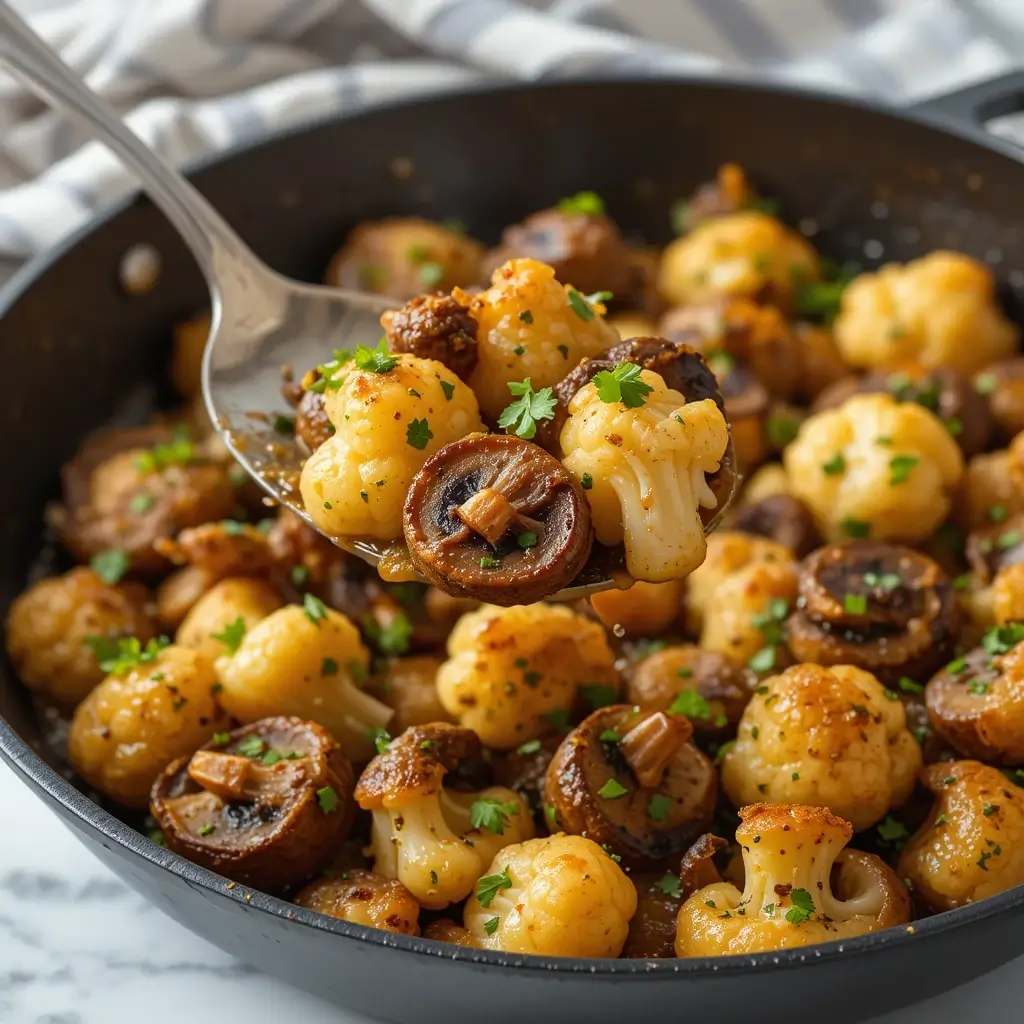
xmin=0 ymin=1 xmax=738 ymax=603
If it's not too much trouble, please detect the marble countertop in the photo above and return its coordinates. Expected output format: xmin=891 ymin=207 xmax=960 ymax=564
xmin=1 ymin=758 xmax=1021 ymax=1024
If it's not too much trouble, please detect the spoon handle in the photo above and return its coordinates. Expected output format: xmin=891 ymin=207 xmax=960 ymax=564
xmin=0 ymin=1 xmax=256 ymax=287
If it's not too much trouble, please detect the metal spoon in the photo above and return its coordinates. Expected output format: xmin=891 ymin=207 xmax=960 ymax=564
xmin=0 ymin=1 xmax=737 ymax=599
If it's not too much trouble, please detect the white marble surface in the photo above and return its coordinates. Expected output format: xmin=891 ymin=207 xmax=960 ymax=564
xmin=0 ymin=757 xmax=1021 ymax=1024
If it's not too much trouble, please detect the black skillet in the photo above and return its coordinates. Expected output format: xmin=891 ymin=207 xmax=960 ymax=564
xmin=3 ymin=74 xmax=1024 ymax=1024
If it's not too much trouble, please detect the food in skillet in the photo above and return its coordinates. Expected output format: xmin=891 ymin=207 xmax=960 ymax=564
xmin=8 ymin=165 xmax=1024 ymax=963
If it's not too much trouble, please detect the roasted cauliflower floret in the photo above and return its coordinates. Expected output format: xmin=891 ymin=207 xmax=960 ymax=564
xmin=676 ymin=804 xmax=910 ymax=956
xmin=214 ymin=602 xmax=392 ymax=761
xmin=993 ymin=564 xmax=1024 ymax=626
xmin=4 ymin=567 xmax=154 ymax=711
xmin=784 ymin=393 xmax=964 ymax=543
xmin=356 ymin=724 xmax=533 ymax=909
xmin=684 ymin=531 xmax=795 ymax=636
xmin=435 ymin=603 xmax=618 ymax=749
xmin=463 ymin=834 xmax=637 ymax=957
xmin=561 ymin=368 xmax=729 ymax=582
xmin=67 ymin=643 xmax=226 ymax=808
xmin=834 ymin=251 xmax=1018 ymax=375
xmin=899 ymin=761 xmax=1024 ymax=911
xmin=721 ymin=664 xmax=921 ymax=830
xmin=300 ymin=352 xmax=484 ymax=541
xmin=464 ymin=258 xmax=619 ymax=421
xmin=589 ymin=579 xmax=685 ymax=637
xmin=657 ymin=211 xmax=819 ymax=309
xmin=175 ymin=577 xmax=283 ymax=664
xmin=957 ymin=432 xmax=1024 ymax=531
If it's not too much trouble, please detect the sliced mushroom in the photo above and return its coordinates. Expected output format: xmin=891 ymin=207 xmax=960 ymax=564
xmin=925 ymin=633 xmax=1024 ymax=763
xmin=381 ymin=293 xmax=478 ymax=380
xmin=403 ymin=434 xmax=593 ymax=605
xmin=976 ymin=358 xmax=1024 ymax=444
xmin=786 ymin=541 xmax=959 ymax=686
xmin=621 ymin=871 xmax=688 ymax=959
xmin=718 ymin=362 xmax=770 ymax=473
xmin=294 ymin=868 xmax=420 ymax=935
xmin=490 ymin=733 xmax=562 ymax=827
xmin=812 ymin=367 xmax=991 ymax=457
xmin=626 ymin=644 xmax=752 ymax=736
xmin=150 ymin=716 xmax=354 ymax=893
xmin=481 ymin=206 xmax=634 ymax=300
xmin=544 ymin=705 xmax=717 ymax=869
xmin=966 ymin=512 xmax=1024 ymax=584
xmin=679 ymin=832 xmax=728 ymax=899
xmin=729 ymin=493 xmax=821 ymax=558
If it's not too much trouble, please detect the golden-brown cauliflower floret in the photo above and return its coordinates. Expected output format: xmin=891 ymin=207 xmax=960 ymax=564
xmin=741 ymin=464 xmax=790 ymax=504
xmin=325 ymin=217 xmax=484 ymax=301
xmin=214 ymin=603 xmax=392 ymax=761
xmin=464 ymin=258 xmax=619 ymax=421
xmin=993 ymin=564 xmax=1024 ymax=625
xmin=721 ymin=664 xmax=921 ymax=830
xmin=561 ymin=370 xmax=729 ymax=582
xmin=899 ymin=761 xmax=1024 ymax=911
xmin=834 ymin=251 xmax=1018 ymax=375
xmin=463 ymin=834 xmax=637 ymax=957
xmin=356 ymin=724 xmax=534 ymax=908
xmin=657 ymin=212 xmax=819 ymax=309
xmin=67 ymin=643 xmax=226 ymax=808
xmin=784 ymin=393 xmax=964 ymax=543
xmin=685 ymin=532 xmax=795 ymax=636
xmin=676 ymin=804 xmax=910 ymax=956
xmin=294 ymin=868 xmax=421 ymax=935
xmin=957 ymin=432 xmax=1024 ymax=532
xmin=367 ymin=654 xmax=451 ymax=734
xmin=589 ymin=579 xmax=684 ymax=637
xmin=175 ymin=577 xmax=283 ymax=664
xmin=700 ymin=560 xmax=799 ymax=667
xmin=436 ymin=603 xmax=618 ymax=749
xmin=300 ymin=352 xmax=483 ymax=541
xmin=4 ymin=567 xmax=154 ymax=711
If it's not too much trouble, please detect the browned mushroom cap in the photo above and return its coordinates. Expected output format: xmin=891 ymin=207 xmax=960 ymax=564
xmin=51 ymin=424 xmax=239 ymax=572
xmin=294 ymin=868 xmax=420 ymax=935
xmin=976 ymin=359 xmax=1024 ymax=444
xmin=490 ymin=733 xmax=562 ymax=826
xmin=966 ymin=512 xmax=1024 ymax=584
xmin=402 ymin=433 xmax=593 ymax=606
xmin=281 ymin=369 xmax=335 ymax=452
xmin=677 ymin=164 xmax=756 ymax=231
xmin=812 ymin=367 xmax=992 ymax=457
xmin=544 ymin=705 xmax=717 ymax=869
xmin=355 ymin=722 xmax=482 ymax=808
xmin=729 ymin=493 xmax=821 ymax=558
xmin=786 ymin=541 xmax=959 ymax=687
xmin=150 ymin=716 xmax=354 ymax=893
xmin=626 ymin=645 xmax=752 ymax=736
xmin=380 ymin=293 xmax=478 ymax=380
xmin=621 ymin=871 xmax=690 ymax=959
xmin=925 ymin=628 xmax=1024 ymax=763
xmin=718 ymin=361 xmax=770 ymax=473
xmin=481 ymin=206 xmax=634 ymax=299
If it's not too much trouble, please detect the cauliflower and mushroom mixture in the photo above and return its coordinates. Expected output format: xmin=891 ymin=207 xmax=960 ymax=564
xmin=14 ymin=168 xmax=1024 ymax=961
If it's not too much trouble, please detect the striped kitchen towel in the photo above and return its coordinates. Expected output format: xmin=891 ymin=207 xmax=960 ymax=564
xmin=1 ymin=0 xmax=1023 ymax=257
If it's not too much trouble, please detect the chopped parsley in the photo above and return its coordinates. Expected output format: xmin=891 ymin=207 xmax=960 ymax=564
xmin=598 ymin=778 xmax=629 ymax=800
xmin=290 ymin=564 xmax=309 ymax=587
xmin=236 ymin=735 xmax=265 ymax=758
xmin=655 ymin=874 xmax=682 ymax=898
xmin=369 ymin=727 xmax=391 ymax=754
xmin=470 ymin=796 xmax=521 ymax=835
xmin=354 ymin=338 xmax=398 ymax=374
xmin=212 ymin=732 xmax=231 ymax=747
xmin=997 ymin=529 xmax=1022 ymax=551
xmin=767 ymin=413 xmax=800 ymax=449
xmin=90 ymin=548 xmax=130 ymax=585
xmin=321 ymin=657 xmax=339 ymax=676
xmin=975 ymin=373 xmax=998 ymax=395
xmin=303 ymin=593 xmax=328 ymax=626
xmin=198 ymin=823 xmax=216 ymax=837
xmin=863 ymin=571 xmax=901 ymax=591
xmin=898 ymin=676 xmax=924 ymax=695
xmin=982 ymin=623 xmax=1024 ymax=657
xmin=273 ymin=414 xmax=296 ymax=435
xmin=669 ymin=689 xmax=712 ymax=721
xmin=567 ymin=287 xmax=597 ymax=321
xmin=518 ymin=310 xmax=534 ymax=324
xmin=517 ymin=531 xmax=538 ymax=550
xmin=406 ymin=418 xmax=433 ymax=450
xmin=822 ymin=453 xmax=846 ymax=476
xmin=497 ymin=377 xmax=557 ymax=440
xmin=483 ymin=916 xmax=500 ymax=936
xmin=476 ymin=866 xmax=513 ymax=908
xmin=316 ymin=786 xmax=340 ymax=815
xmin=82 ymin=634 xmax=169 ymax=675
xmin=581 ymin=472 xmax=593 ymax=490
xmin=598 ymin=729 xmax=621 ymax=744
xmin=480 ymin=555 xmax=499 ymax=569
xmin=516 ymin=739 xmax=542 ymax=755
xmin=889 ymin=454 xmax=920 ymax=486
xmin=785 ymin=887 xmax=815 ymax=924
xmin=419 ymin=261 xmax=445 ymax=288
xmin=135 ymin=430 xmax=194 ymax=474
xmin=557 ymin=191 xmax=605 ymax=216
xmin=364 ymin=610 xmax=412 ymax=656
xmin=211 ymin=616 xmax=246 ymax=655
xmin=877 ymin=815 xmax=910 ymax=847
xmin=128 ymin=493 xmax=155 ymax=515
xmin=579 ymin=683 xmax=619 ymax=709
xmin=983 ymin=803 xmax=999 ymax=817
xmin=748 ymin=647 xmax=777 ymax=673
xmin=440 ymin=379 xmax=456 ymax=401
xmin=647 ymin=793 xmax=674 ymax=823
xmin=841 ymin=517 xmax=871 ymax=539
xmin=844 ymin=593 xmax=868 ymax=615
xmin=592 ymin=361 xmax=653 ymax=408
xmin=988 ymin=504 xmax=1009 ymax=524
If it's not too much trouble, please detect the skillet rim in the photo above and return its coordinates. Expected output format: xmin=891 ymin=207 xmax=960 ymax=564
xmin=3 ymin=71 xmax=1024 ymax=976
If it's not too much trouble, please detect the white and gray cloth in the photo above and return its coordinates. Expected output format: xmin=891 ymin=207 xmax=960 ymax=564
xmin=3 ymin=0 xmax=1024 ymax=259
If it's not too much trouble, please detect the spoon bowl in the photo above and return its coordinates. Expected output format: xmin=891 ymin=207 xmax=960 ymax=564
xmin=0 ymin=0 xmax=737 ymax=599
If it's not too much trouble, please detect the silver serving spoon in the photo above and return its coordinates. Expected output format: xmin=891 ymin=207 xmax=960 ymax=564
xmin=0 ymin=1 xmax=736 ymax=599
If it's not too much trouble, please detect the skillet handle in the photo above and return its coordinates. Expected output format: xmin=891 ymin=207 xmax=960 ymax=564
xmin=910 ymin=71 xmax=1024 ymax=133
xmin=0 ymin=0 xmax=258 ymax=288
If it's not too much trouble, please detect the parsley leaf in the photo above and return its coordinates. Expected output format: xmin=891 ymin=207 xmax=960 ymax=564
xmin=877 ymin=815 xmax=910 ymax=847
xmin=476 ymin=866 xmax=513 ymax=908
xmin=517 ymin=739 xmax=542 ymax=755
xmin=567 ymin=287 xmax=597 ymax=321
xmin=889 ymin=454 xmax=920 ymax=486
xmin=316 ymin=786 xmax=340 ymax=815
xmin=822 ymin=453 xmax=846 ymax=476
xmin=82 ymin=635 xmax=169 ymax=675
xmin=235 ymin=735 xmax=265 ymax=758
xmin=406 ymin=418 xmax=433 ymax=450
xmin=354 ymin=338 xmax=398 ymax=374
xmin=517 ymin=531 xmax=538 ymax=549
xmin=90 ymin=548 xmax=130 ymax=585
xmin=647 ymin=793 xmax=674 ymax=822
xmin=598 ymin=778 xmax=629 ymax=800
xmin=655 ymin=874 xmax=682 ymax=898
xmin=497 ymin=378 xmax=557 ymax=440
xmin=592 ymin=362 xmax=653 ymax=408
xmin=369 ymin=727 xmax=391 ymax=754
xmin=303 ymin=593 xmax=328 ymax=626
xmin=211 ymin=616 xmax=246 ymax=655
xmin=483 ymin=916 xmax=500 ymax=936
xmin=983 ymin=623 xmax=1024 ymax=657
xmin=470 ymin=797 xmax=521 ymax=835
xmin=669 ymin=689 xmax=712 ymax=720
xmin=841 ymin=517 xmax=871 ymax=539
xmin=579 ymin=683 xmax=619 ymax=709
xmin=440 ymin=379 xmax=456 ymax=401
xmin=785 ymin=887 xmax=815 ymax=924
xmin=364 ymin=611 xmax=412 ymax=656
xmin=557 ymin=191 xmax=604 ymax=216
